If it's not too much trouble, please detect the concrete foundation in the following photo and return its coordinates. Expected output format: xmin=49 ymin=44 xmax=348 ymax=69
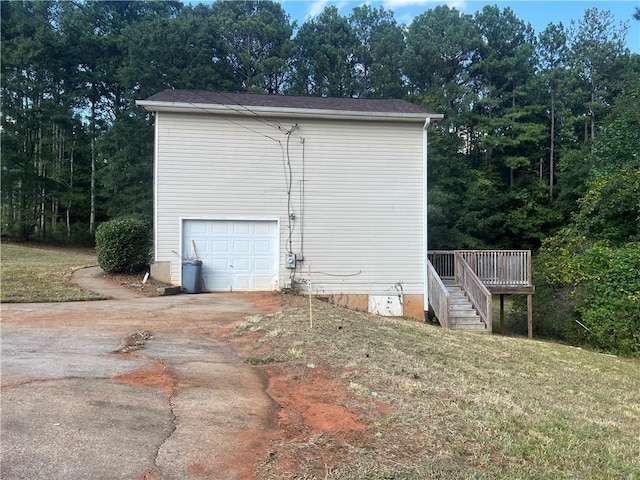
xmin=150 ymin=261 xmax=172 ymax=285
xmin=402 ymin=294 xmax=426 ymax=320
xmin=318 ymin=293 xmax=424 ymax=321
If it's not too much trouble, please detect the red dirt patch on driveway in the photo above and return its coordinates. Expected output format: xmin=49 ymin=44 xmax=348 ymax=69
xmin=113 ymin=359 xmax=175 ymax=398
xmin=19 ymin=264 xmax=379 ymax=477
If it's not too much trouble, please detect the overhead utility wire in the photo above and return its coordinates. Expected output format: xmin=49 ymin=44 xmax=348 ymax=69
xmin=69 ymin=1 xmax=306 ymax=266
xmin=299 ymin=136 xmax=305 ymax=257
xmin=209 ymin=90 xmax=284 ymax=132
xmin=283 ymin=124 xmax=298 ymax=254
xmin=185 ymin=91 xmax=284 ymax=141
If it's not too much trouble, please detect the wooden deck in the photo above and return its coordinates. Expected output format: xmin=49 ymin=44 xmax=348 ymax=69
xmin=428 ymin=250 xmax=535 ymax=337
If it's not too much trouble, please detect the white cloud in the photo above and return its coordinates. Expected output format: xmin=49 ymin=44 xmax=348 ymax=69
xmin=381 ymin=0 xmax=467 ymax=25
xmin=302 ymin=0 xmax=351 ymax=18
xmin=281 ymin=0 xmax=468 ymax=23
xmin=383 ymin=0 xmax=466 ymax=9
xmin=307 ymin=0 xmax=331 ymax=18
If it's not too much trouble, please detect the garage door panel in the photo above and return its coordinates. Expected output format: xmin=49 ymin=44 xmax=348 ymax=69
xmin=211 ymin=258 xmax=229 ymax=270
xmin=233 ymin=240 xmax=250 ymax=253
xmin=233 ymin=258 xmax=251 ymax=272
xmin=183 ymin=219 xmax=278 ymax=292
xmin=209 ymin=274 xmax=231 ymax=291
xmin=253 ymin=276 xmax=274 ymax=290
xmin=233 ymin=223 xmax=250 ymax=235
xmin=254 ymin=258 xmax=272 ymax=273
xmin=193 ymin=240 xmax=210 ymax=257
xmin=254 ymin=240 xmax=271 ymax=253
xmin=233 ymin=276 xmax=251 ymax=290
xmin=188 ymin=222 xmax=208 ymax=235
xmin=212 ymin=240 xmax=229 ymax=253
xmin=213 ymin=223 xmax=230 ymax=234
xmin=254 ymin=223 xmax=272 ymax=235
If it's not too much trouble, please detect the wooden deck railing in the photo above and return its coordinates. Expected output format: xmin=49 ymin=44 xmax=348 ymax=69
xmin=427 ymin=260 xmax=450 ymax=329
xmin=427 ymin=250 xmax=532 ymax=336
xmin=427 ymin=251 xmax=455 ymax=278
xmin=454 ymin=252 xmax=493 ymax=331
xmin=458 ymin=250 xmax=531 ymax=286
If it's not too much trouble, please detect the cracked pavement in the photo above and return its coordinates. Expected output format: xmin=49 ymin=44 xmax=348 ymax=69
xmin=1 ymin=284 xmax=281 ymax=479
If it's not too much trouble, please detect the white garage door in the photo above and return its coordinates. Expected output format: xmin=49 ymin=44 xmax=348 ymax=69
xmin=182 ymin=219 xmax=279 ymax=292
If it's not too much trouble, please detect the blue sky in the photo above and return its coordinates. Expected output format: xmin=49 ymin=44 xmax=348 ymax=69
xmin=279 ymin=0 xmax=640 ymax=53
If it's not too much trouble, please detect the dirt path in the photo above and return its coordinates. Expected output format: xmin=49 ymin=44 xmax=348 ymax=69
xmin=72 ymin=265 xmax=150 ymax=299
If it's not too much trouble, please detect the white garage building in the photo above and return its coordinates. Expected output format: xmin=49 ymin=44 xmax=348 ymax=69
xmin=137 ymin=90 xmax=442 ymax=319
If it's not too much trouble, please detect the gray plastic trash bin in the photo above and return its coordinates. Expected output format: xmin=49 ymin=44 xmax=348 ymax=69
xmin=182 ymin=260 xmax=202 ymax=294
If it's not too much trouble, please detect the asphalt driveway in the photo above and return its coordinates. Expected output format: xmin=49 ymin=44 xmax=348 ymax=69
xmin=1 ymin=273 xmax=282 ymax=480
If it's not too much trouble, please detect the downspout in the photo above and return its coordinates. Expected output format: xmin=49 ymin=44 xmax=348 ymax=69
xmin=154 ymin=112 xmax=160 ymax=263
xmin=423 ymin=117 xmax=431 ymax=318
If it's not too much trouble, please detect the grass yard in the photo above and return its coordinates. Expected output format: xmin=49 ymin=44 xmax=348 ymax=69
xmin=2 ymin=243 xmax=639 ymax=478
xmin=1 ymin=242 xmax=104 ymax=302
xmin=238 ymin=300 xmax=640 ymax=479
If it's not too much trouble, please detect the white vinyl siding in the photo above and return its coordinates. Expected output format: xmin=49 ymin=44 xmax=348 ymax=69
xmin=155 ymin=111 xmax=424 ymax=295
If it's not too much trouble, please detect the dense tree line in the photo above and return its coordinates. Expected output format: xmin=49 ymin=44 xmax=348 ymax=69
xmin=2 ymin=1 xmax=638 ymax=352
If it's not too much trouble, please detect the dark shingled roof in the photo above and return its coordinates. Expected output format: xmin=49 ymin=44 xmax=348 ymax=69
xmin=142 ymin=89 xmax=438 ymax=116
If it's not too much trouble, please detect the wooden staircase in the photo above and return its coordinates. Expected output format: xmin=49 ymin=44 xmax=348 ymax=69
xmin=427 ymin=250 xmax=535 ymax=335
xmin=443 ymin=279 xmax=488 ymax=331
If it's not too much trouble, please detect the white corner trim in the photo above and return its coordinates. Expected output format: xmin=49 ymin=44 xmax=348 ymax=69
xmin=423 ymin=118 xmax=431 ymax=313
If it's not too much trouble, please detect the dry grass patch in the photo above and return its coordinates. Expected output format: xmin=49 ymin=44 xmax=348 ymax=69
xmin=1 ymin=243 xmax=104 ymax=302
xmin=240 ymin=299 xmax=640 ymax=479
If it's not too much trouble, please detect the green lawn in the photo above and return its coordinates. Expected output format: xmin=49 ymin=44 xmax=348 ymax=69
xmin=240 ymin=300 xmax=640 ymax=479
xmin=3 ymin=243 xmax=639 ymax=479
xmin=1 ymin=243 xmax=104 ymax=302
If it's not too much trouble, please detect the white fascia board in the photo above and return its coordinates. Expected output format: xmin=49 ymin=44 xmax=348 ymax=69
xmin=135 ymin=100 xmax=444 ymax=123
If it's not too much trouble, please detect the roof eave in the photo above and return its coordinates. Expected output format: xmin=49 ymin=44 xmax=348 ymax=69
xmin=135 ymin=100 xmax=444 ymax=122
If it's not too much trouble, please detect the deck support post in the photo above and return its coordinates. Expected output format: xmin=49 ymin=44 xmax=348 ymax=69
xmin=500 ymin=294 xmax=505 ymax=335
xmin=527 ymin=294 xmax=533 ymax=339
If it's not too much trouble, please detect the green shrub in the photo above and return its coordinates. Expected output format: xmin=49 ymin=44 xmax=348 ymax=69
xmin=577 ymin=243 xmax=640 ymax=356
xmin=524 ymin=237 xmax=640 ymax=357
xmin=95 ymin=216 xmax=151 ymax=273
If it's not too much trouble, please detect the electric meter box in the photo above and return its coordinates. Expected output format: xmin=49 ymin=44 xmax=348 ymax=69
xmin=286 ymin=253 xmax=296 ymax=269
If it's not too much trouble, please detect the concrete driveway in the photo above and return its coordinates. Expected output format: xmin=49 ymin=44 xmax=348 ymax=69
xmin=1 ymin=272 xmax=282 ymax=480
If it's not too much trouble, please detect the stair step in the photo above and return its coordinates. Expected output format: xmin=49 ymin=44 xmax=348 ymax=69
xmin=450 ymin=303 xmax=475 ymax=310
xmin=451 ymin=314 xmax=479 ymax=320
xmin=450 ymin=307 xmax=478 ymax=314
xmin=450 ymin=317 xmax=482 ymax=324
xmin=450 ymin=323 xmax=489 ymax=331
xmin=450 ymin=315 xmax=482 ymax=323
xmin=449 ymin=315 xmax=482 ymax=324
xmin=451 ymin=315 xmax=484 ymax=322
xmin=432 ymin=275 xmax=491 ymax=333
